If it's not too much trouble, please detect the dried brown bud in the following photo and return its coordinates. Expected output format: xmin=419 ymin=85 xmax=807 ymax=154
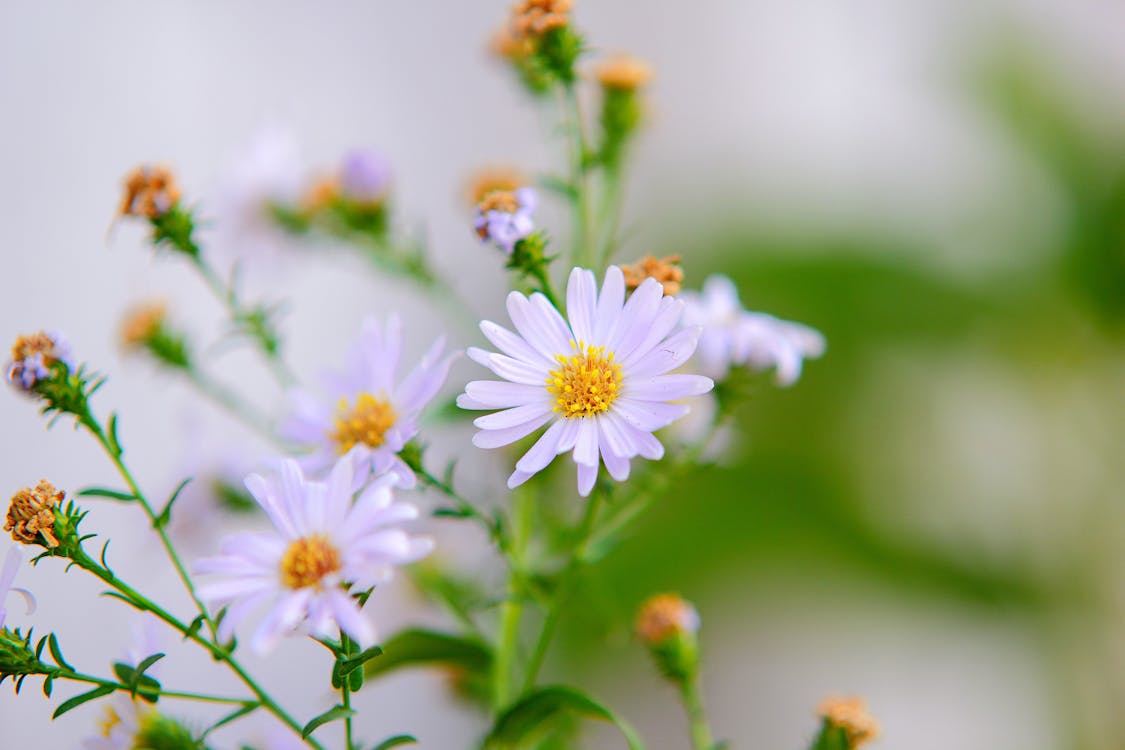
xmin=635 ymin=593 xmax=700 ymax=645
xmin=119 ymin=301 xmax=167 ymax=350
xmin=120 ymin=165 xmax=181 ymax=219
xmin=5 ymin=481 xmax=65 ymax=548
xmin=596 ymin=55 xmax=653 ymax=91
xmin=621 ymin=255 xmax=684 ymax=296
xmin=466 ymin=166 xmax=527 ymax=206
xmin=818 ymin=696 xmax=880 ymax=747
xmin=510 ymin=0 xmax=572 ymax=39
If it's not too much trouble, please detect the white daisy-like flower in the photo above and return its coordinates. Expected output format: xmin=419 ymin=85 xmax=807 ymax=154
xmin=206 ymin=125 xmax=305 ymax=266
xmin=194 ymin=453 xmax=432 ymax=654
xmin=81 ymin=693 xmax=154 ymax=750
xmin=458 ymin=266 xmax=714 ymax=496
xmin=680 ymin=274 xmax=825 ymax=385
xmin=0 ymin=547 xmax=34 ymax=629
xmin=278 ymin=315 xmax=457 ymax=488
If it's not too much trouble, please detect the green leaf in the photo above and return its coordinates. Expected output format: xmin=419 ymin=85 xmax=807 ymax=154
xmin=184 ymin=614 xmax=206 ymax=641
xmin=77 ymin=487 xmax=136 ymax=502
xmin=364 ymin=628 xmax=492 ymax=681
xmin=134 ymin=652 xmax=165 ymax=678
xmin=52 ymin=684 xmax=115 ymax=719
xmin=112 ymin=658 xmax=163 ymax=702
xmin=199 ymin=702 xmax=260 ymax=742
xmin=301 ymin=705 xmax=354 ymax=738
xmin=372 ymin=735 xmax=417 ymax=750
xmin=337 ymin=645 xmax=384 ymax=677
xmin=47 ymin=633 xmax=72 ymax=671
xmin=486 ymin=686 xmax=643 ymax=750
xmin=536 ymin=174 xmax=578 ymax=202
xmin=156 ymin=478 xmax=192 ymax=528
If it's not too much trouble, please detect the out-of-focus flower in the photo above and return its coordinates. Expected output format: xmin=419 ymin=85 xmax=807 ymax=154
xmin=279 ymin=316 xmax=455 ymax=488
xmin=119 ymin=166 xmax=181 ymax=219
xmin=474 ymin=187 xmax=538 ymax=254
xmin=817 ymin=696 xmax=880 ymax=748
xmin=465 ymin=165 xmax=528 ymax=206
xmin=6 ymin=331 xmax=73 ymax=391
xmin=490 ymin=24 xmax=535 ymax=63
xmin=207 ymin=126 xmax=305 ymax=265
xmin=636 ymin=593 xmax=699 ymax=645
xmin=119 ymin=302 xmax=167 ymax=351
xmin=82 ymin=694 xmax=195 ymax=750
xmin=596 ymin=54 xmax=653 ymax=91
xmin=122 ymin=614 xmax=166 ymax=673
xmin=511 ymin=0 xmax=572 ymax=39
xmin=459 ymin=266 xmax=713 ymax=495
xmin=339 ymin=149 xmax=391 ymax=207
xmin=5 ymin=481 xmax=65 ymax=548
xmin=636 ymin=593 xmax=701 ymax=683
xmin=621 ymin=255 xmax=683 ymax=296
xmin=0 ymin=548 xmax=34 ymax=630
xmin=194 ymin=454 xmax=433 ymax=653
xmin=680 ymin=274 xmax=825 ymax=385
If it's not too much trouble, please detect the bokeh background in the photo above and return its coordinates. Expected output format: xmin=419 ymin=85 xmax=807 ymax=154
xmin=2 ymin=1 xmax=1124 ymax=749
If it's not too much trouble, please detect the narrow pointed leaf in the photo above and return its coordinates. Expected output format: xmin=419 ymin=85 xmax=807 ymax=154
xmin=301 ymin=705 xmax=354 ymax=738
xmin=52 ymin=684 xmax=115 ymax=719
xmin=486 ymin=686 xmax=644 ymax=750
xmin=372 ymin=735 xmax=417 ymax=750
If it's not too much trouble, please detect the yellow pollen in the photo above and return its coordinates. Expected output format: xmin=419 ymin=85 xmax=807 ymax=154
xmin=546 ymin=341 xmax=622 ymax=419
xmin=280 ymin=535 xmax=342 ymax=590
xmin=329 ymin=392 xmax=397 ymax=454
xmin=98 ymin=705 xmax=122 ymax=738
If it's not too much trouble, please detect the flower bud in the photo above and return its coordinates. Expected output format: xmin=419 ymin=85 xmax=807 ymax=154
xmin=6 ymin=332 xmax=73 ymax=393
xmin=0 ymin=628 xmax=52 ymax=690
xmin=596 ymin=54 xmax=653 ymax=92
xmin=466 ymin=166 xmax=528 ymax=207
xmin=621 ymin=255 xmax=683 ymax=296
xmin=816 ymin=696 xmax=880 ymax=748
xmin=499 ymin=0 xmax=582 ymax=88
xmin=636 ymin=593 xmax=701 ymax=683
xmin=119 ymin=165 xmax=181 ymax=220
xmin=596 ymin=55 xmax=651 ymax=169
xmin=119 ymin=302 xmax=192 ymax=370
xmin=475 ymin=188 xmax=538 ymax=254
xmin=5 ymin=481 xmax=66 ymax=549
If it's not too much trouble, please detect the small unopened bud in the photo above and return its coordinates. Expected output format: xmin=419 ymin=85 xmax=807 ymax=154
xmin=120 ymin=165 xmax=181 ymax=219
xmin=475 ymin=188 xmax=538 ymax=254
xmin=636 ymin=593 xmax=701 ymax=682
xmin=5 ymin=481 xmax=66 ymax=548
xmin=621 ymin=255 xmax=684 ymax=297
xmin=120 ymin=302 xmax=168 ymax=351
xmin=817 ymin=696 xmax=880 ymax=748
xmin=466 ymin=166 xmax=528 ymax=207
xmin=0 ymin=628 xmax=52 ymax=690
xmin=510 ymin=0 xmax=572 ymax=39
xmin=596 ymin=54 xmax=653 ymax=92
xmin=6 ymin=332 xmax=73 ymax=393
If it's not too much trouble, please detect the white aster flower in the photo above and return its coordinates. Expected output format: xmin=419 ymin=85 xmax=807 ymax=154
xmin=0 ymin=547 xmax=34 ymax=629
xmin=194 ymin=454 xmax=432 ymax=654
xmin=458 ymin=266 xmax=714 ymax=496
xmin=680 ymin=274 xmax=825 ymax=385
xmin=278 ymin=315 xmax=456 ymax=488
xmin=206 ymin=126 xmax=305 ymax=266
xmin=82 ymin=693 xmax=153 ymax=750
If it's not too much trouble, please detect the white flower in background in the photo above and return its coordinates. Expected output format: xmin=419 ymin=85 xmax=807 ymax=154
xmin=206 ymin=126 xmax=305 ymax=265
xmin=459 ymin=266 xmax=714 ymax=496
xmin=82 ymin=693 xmax=154 ymax=750
xmin=122 ymin=614 xmax=166 ymax=672
xmin=278 ymin=316 xmax=456 ymax=488
xmin=0 ymin=547 xmax=34 ymax=629
xmin=680 ymin=274 xmax=825 ymax=385
xmin=194 ymin=454 xmax=432 ymax=654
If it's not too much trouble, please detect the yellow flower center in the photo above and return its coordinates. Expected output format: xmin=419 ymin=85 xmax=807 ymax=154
xmin=329 ymin=392 xmax=397 ymax=454
xmin=280 ymin=535 xmax=342 ymax=590
xmin=98 ymin=705 xmax=122 ymax=738
xmin=547 ymin=341 xmax=622 ymax=418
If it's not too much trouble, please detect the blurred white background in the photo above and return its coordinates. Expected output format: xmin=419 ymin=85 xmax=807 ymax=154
xmin=2 ymin=1 xmax=1123 ymax=748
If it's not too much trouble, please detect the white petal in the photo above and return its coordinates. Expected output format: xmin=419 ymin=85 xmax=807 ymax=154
xmin=250 ymin=590 xmax=311 ymax=654
xmin=576 ymin=462 xmax=598 ymax=496
xmin=483 ymin=352 xmax=551 ymax=385
xmin=507 ymin=292 xmax=570 ymax=361
xmin=620 ymin=420 xmax=665 ymax=460
xmin=566 ymin=267 xmax=598 ymax=344
xmin=480 ymin=320 xmax=554 ymax=369
xmin=474 ymin=402 xmax=553 ymax=430
xmin=472 ymin=410 xmax=554 ymax=448
xmin=327 ymin=590 xmax=376 ymax=649
xmin=464 ymin=380 xmax=549 ymax=408
xmin=619 ymin=297 xmax=684 ymax=366
xmin=509 ymin=419 xmax=570 ymax=485
xmin=594 ymin=266 xmax=626 ymax=344
xmin=613 ymin=398 xmax=691 ymax=431
xmin=627 ymin=326 xmax=702 ymax=378
xmin=624 ymin=374 xmax=714 ymax=402
xmin=572 ymin=418 xmax=599 ymax=467
xmin=608 ymin=276 xmax=662 ymax=353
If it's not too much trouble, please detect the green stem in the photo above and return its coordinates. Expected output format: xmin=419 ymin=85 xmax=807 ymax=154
xmin=679 ymin=676 xmax=715 ymax=750
xmin=62 ymin=670 xmax=250 ymax=705
xmin=80 ymin=413 xmax=216 ymax=645
xmin=562 ymin=83 xmax=593 ymax=268
xmin=189 ymin=255 xmax=297 ymax=388
xmin=413 ymin=464 xmax=503 ymax=545
xmin=69 ymin=549 xmax=326 ymax=750
xmin=597 ymin=163 xmax=626 ymax=268
xmin=184 ymin=367 xmax=277 ymax=441
xmin=340 ymin=632 xmax=355 ymax=750
xmin=493 ymin=487 xmax=533 ymax=710
xmin=529 ymin=264 xmax=561 ymax=309
xmin=521 ymin=488 xmax=604 ymax=693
